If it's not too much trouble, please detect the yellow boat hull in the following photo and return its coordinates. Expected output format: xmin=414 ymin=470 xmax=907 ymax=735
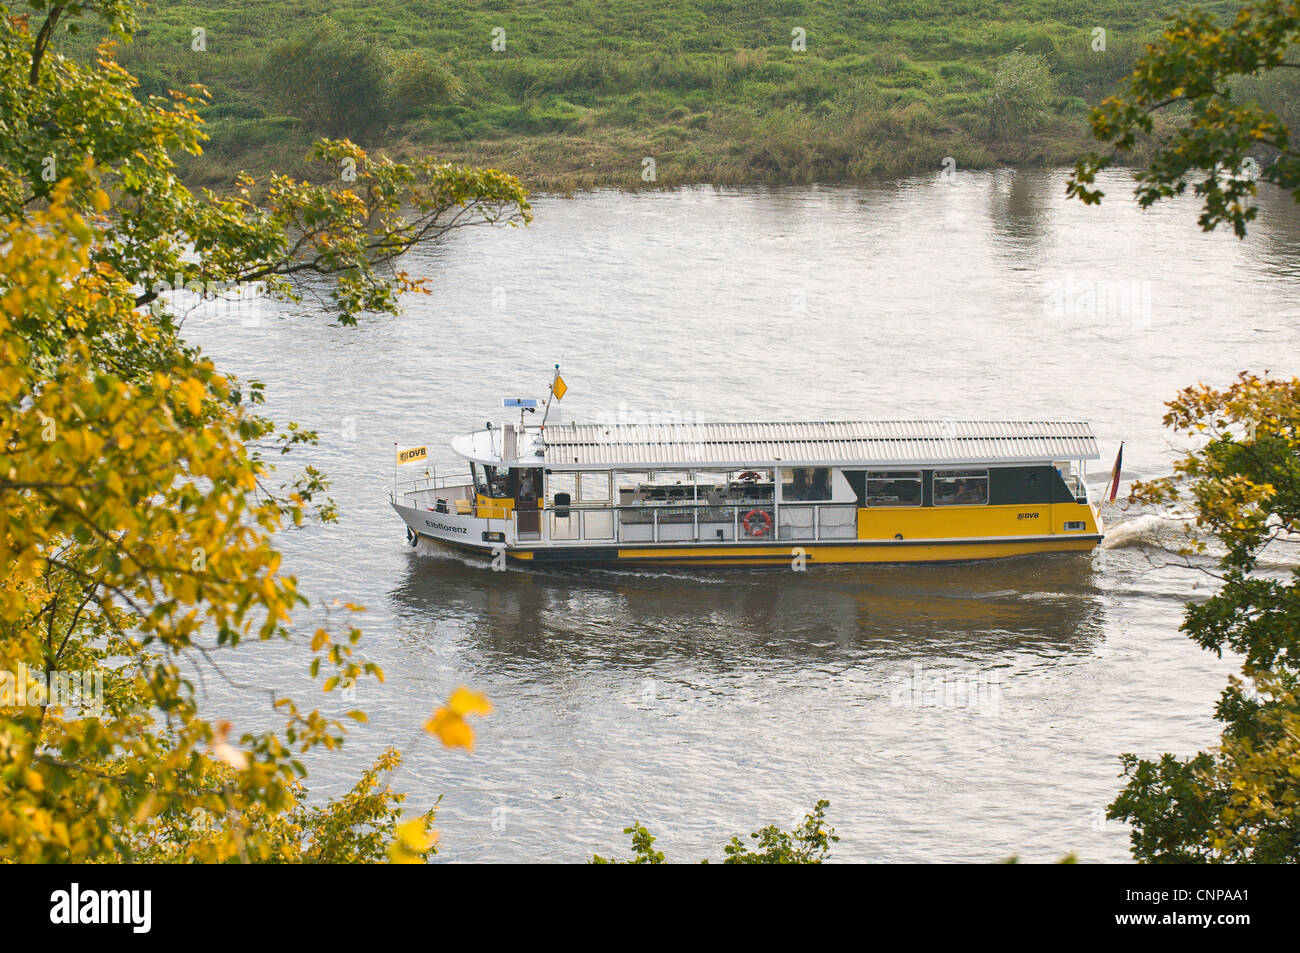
xmin=415 ymin=502 xmax=1104 ymax=567
xmin=428 ymin=535 xmax=1100 ymax=567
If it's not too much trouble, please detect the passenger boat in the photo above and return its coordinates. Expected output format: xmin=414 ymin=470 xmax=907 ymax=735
xmin=389 ymin=408 xmax=1105 ymax=567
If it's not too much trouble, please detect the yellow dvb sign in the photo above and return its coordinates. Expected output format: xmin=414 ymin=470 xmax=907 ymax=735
xmin=397 ymin=446 xmax=427 ymax=465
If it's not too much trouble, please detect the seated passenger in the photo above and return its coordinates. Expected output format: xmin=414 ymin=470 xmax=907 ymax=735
xmin=790 ymin=470 xmax=809 ymax=501
xmin=811 ymin=468 xmax=830 ymax=500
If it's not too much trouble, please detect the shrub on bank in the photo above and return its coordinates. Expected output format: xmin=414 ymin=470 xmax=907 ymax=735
xmin=260 ymin=17 xmax=465 ymax=140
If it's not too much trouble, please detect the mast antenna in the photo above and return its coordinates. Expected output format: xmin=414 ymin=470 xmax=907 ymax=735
xmin=540 ymin=361 xmax=562 ymax=435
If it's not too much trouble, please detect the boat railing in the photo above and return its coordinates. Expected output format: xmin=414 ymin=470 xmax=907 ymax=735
xmin=516 ymin=501 xmax=859 ymax=546
xmin=389 ymin=468 xmax=473 ymax=504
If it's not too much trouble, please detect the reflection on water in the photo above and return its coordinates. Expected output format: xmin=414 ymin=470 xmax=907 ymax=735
xmin=986 ymin=169 xmax=1054 ymax=249
xmin=388 ymin=548 xmax=1106 ymax=670
xmin=179 ymin=168 xmax=1296 ymax=862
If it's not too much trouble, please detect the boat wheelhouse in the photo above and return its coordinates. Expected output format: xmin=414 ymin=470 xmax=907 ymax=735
xmin=389 ymin=419 xmax=1103 ymax=567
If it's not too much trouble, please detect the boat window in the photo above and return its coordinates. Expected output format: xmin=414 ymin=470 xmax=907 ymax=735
xmin=681 ymin=471 xmax=720 ymax=512
xmin=611 ymin=470 xmax=695 ymax=506
xmin=471 ymin=463 xmax=490 ymax=497
xmin=865 ymin=471 xmax=922 ymax=507
xmin=693 ymin=470 xmax=729 ymax=499
xmin=727 ymin=469 xmax=774 ymax=502
xmin=481 ymin=464 xmax=510 ymax=498
xmin=649 ymin=470 xmax=692 ymax=487
xmin=781 ymin=467 xmax=833 ymax=502
xmin=546 ymin=472 xmax=576 ymax=506
xmin=615 ymin=471 xmax=649 ymax=505
xmin=644 ymin=471 xmax=694 ymax=502
xmin=685 ymin=469 xmax=774 ymax=504
xmin=934 ymin=469 xmax=989 ymax=506
xmin=578 ymin=471 xmax=612 ymax=503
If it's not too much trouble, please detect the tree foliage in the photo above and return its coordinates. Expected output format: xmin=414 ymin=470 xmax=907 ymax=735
xmin=1109 ymin=374 xmax=1300 ymax=863
xmin=1 ymin=3 xmax=530 ymax=326
xmin=0 ymin=0 xmax=512 ymax=862
xmin=263 ymin=18 xmax=391 ymax=138
xmin=593 ymin=800 xmax=838 ymax=864
xmin=1068 ymin=0 xmax=1300 ymax=237
xmin=261 ymin=18 xmax=390 ymax=140
xmin=1 ymin=186 xmax=388 ymax=861
xmin=260 ymin=18 xmax=466 ymax=137
xmin=721 ymin=798 xmax=839 ymax=863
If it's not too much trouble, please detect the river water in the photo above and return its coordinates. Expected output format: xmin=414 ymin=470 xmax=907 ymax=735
xmin=181 ymin=169 xmax=1300 ymax=862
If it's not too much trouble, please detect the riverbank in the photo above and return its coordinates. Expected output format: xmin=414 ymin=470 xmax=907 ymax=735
xmin=178 ymin=108 xmax=1105 ymax=195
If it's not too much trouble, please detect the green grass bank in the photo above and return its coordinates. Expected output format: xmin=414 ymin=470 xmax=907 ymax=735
xmin=73 ymin=0 xmax=1266 ymax=191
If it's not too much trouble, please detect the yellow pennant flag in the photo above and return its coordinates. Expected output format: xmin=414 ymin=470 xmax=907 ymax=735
xmin=397 ymin=446 xmax=427 ymax=465
xmin=552 ymin=375 xmax=567 ymax=400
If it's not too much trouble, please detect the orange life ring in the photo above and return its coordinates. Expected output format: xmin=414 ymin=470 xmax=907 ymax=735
xmin=743 ymin=509 xmax=772 ymax=537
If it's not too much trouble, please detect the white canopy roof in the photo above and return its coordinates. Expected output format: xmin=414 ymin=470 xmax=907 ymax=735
xmin=454 ymin=420 xmax=1100 ymax=470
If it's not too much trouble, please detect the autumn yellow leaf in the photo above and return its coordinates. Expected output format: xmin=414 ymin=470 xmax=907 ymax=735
xmin=447 ymin=686 xmax=492 ymax=717
xmin=424 ymin=686 xmax=492 ymax=751
xmin=178 ymin=377 xmax=205 ymax=415
xmin=389 ymin=817 xmax=438 ymax=864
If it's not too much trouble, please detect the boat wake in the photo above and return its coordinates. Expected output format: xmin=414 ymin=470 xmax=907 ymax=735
xmin=1101 ymin=513 xmax=1189 ymax=550
xmin=413 ymin=535 xmax=471 ymax=561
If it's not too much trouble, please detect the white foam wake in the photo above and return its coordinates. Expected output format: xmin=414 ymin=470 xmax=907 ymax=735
xmin=1101 ymin=513 xmax=1187 ymax=550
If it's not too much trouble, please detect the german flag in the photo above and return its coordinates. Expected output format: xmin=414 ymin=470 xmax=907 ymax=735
xmin=1107 ymin=442 xmax=1124 ymax=503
